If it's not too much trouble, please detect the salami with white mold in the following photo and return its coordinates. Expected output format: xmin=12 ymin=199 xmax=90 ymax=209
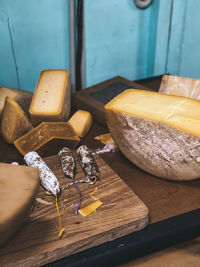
xmin=58 ymin=147 xmax=75 ymax=179
xmin=77 ymin=145 xmax=99 ymax=184
xmin=24 ymin=151 xmax=60 ymax=196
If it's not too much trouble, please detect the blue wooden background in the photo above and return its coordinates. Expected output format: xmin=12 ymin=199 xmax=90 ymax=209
xmin=0 ymin=0 xmax=200 ymax=92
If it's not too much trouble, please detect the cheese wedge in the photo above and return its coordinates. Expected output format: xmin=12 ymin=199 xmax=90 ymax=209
xmin=68 ymin=110 xmax=92 ymax=137
xmin=1 ymin=97 xmax=34 ymax=144
xmin=0 ymin=163 xmax=39 ymax=246
xmin=105 ymin=89 xmax=200 ymax=181
xmin=0 ymin=86 xmax=32 ymax=118
xmin=159 ymin=75 xmax=200 ymax=100
xmin=14 ymin=121 xmax=80 ymax=156
xmin=29 ymin=69 xmax=71 ymax=125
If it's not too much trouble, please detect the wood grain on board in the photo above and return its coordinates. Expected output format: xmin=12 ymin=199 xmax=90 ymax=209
xmin=0 ymin=153 xmax=149 ymax=267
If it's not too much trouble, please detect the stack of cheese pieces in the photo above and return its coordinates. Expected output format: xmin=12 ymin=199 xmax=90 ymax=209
xmin=105 ymin=89 xmax=200 ymax=181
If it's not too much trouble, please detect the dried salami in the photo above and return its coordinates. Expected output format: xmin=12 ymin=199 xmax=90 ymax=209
xmin=24 ymin=151 xmax=60 ymax=196
xmin=77 ymin=145 xmax=99 ymax=184
xmin=58 ymin=147 xmax=75 ymax=179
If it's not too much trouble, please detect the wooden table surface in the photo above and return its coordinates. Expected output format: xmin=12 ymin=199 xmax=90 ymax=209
xmin=1 ymin=75 xmax=200 ymax=266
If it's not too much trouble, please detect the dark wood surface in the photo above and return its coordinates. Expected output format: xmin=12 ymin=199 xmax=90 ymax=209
xmin=0 ymin=154 xmax=149 ymax=267
xmin=1 ymin=75 xmax=200 ymax=266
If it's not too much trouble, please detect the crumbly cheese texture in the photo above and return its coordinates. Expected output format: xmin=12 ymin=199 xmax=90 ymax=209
xmin=1 ymin=97 xmax=34 ymax=144
xmin=29 ymin=69 xmax=71 ymax=125
xmin=0 ymin=163 xmax=39 ymax=246
xmin=14 ymin=121 xmax=80 ymax=156
xmin=159 ymin=74 xmax=200 ymax=100
xmin=0 ymin=86 xmax=32 ymax=118
xmin=105 ymin=89 xmax=200 ymax=181
xmin=68 ymin=110 xmax=92 ymax=137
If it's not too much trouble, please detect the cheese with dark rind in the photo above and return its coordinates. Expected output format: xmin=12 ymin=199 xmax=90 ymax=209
xmin=159 ymin=74 xmax=200 ymax=100
xmin=0 ymin=86 xmax=32 ymax=118
xmin=0 ymin=163 xmax=39 ymax=246
xmin=68 ymin=110 xmax=92 ymax=137
xmin=1 ymin=97 xmax=34 ymax=144
xmin=14 ymin=121 xmax=80 ymax=156
xmin=29 ymin=69 xmax=71 ymax=125
xmin=105 ymin=89 xmax=200 ymax=181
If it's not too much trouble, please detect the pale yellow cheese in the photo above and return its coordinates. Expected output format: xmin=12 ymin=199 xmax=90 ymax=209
xmin=29 ymin=69 xmax=71 ymax=125
xmin=68 ymin=110 xmax=92 ymax=137
xmin=1 ymin=97 xmax=34 ymax=144
xmin=0 ymin=86 xmax=32 ymax=118
xmin=78 ymin=200 xmax=103 ymax=217
xmin=159 ymin=74 xmax=200 ymax=100
xmin=105 ymin=89 xmax=200 ymax=181
xmin=14 ymin=121 xmax=80 ymax=156
xmin=105 ymin=89 xmax=200 ymax=137
xmin=0 ymin=163 xmax=39 ymax=246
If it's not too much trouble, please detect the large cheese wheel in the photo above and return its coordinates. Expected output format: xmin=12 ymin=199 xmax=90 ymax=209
xmin=0 ymin=163 xmax=39 ymax=246
xmin=105 ymin=89 xmax=200 ymax=181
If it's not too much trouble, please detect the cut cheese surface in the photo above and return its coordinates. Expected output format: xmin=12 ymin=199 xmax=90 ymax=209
xmin=14 ymin=121 xmax=80 ymax=156
xmin=105 ymin=89 xmax=200 ymax=137
xmin=105 ymin=89 xmax=200 ymax=181
xmin=78 ymin=200 xmax=103 ymax=217
xmin=29 ymin=69 xmax=71 ymax=125
xmin=0 ymin=86 xmax=32 ymax=118
xmin=1 ymin=97 xmax=34 ymax=144
xmin=0 ymin=163 xmax=39 ymax=246
xmin=159 ymin=75 xmax=200 ymax=100
xmin=68 ymin=110 xmax=92 ymax=137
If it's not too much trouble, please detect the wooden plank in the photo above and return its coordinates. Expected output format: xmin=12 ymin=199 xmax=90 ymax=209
xmin=0 ymin=153 xmax=149 ymax=267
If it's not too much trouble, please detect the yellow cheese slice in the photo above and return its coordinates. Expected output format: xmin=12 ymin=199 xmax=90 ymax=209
xmin=105 ymin=89 xmax=200 ymax=181
xmin=29 ymin=69 xmax=71 ymax=125
xmin=94 ymin=133 xmax=113 ymax=144
xmin=0 ymin=86 xmax=32 ymax=118
xmin=1 ymin=97 xmax=34 ymax=144
xmin=78 ymin=200 xmax=103 ymax=217
xmin=0 ymin=163 xmax=39 ymax=246
xmin=68 ymin=110 xmax=92 ymax=137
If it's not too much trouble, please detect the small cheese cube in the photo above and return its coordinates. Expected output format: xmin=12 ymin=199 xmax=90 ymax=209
xmin=68 ymin=110 xmax=92 ymax=137
xmin=29 ymin=69 xmax=71 ymax=125
xmin=1 ymin=97 xmax=34 ymax=144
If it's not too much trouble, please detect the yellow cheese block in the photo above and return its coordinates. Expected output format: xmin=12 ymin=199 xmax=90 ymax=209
xmin=78 ymin=200 xmax=103 ymax=217
xmin=0 ymin=163 xmax=39 ymax=246
xmin=159 ymin=75 xmax=200 ymax=100
xmin=14 ymin=121 xmax=80 ymax=156
xmin=68 ymin=110 xmax=92 ymax=137
xmin=1 ymin=97 xmax=34 ymax=144
xmin=0 ymin=86 xmax=32 ymax=118
xmin=105 ymin=89 xmax=200 ymax=181
xmin=29 ymin=69 xmax=71 ymax=125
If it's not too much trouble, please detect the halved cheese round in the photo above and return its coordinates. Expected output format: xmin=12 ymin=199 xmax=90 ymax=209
xmin=105 ymin=89 xmax=200 ymax=181
xmin=0 ymin=163 xmax=39 ymax=246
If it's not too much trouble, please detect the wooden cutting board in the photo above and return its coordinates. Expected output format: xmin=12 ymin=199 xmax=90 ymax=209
xmin=0 ymin=153 xmax=149 ymax=267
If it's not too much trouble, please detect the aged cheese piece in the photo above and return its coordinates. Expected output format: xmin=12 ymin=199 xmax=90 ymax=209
xmin=14 ymin=121 xmax=80 ymax=156
xmin=0 ymin=86 xmax=32 ymax=118
xmin=0 ymin=163 xmax=39 ymax=246
xmin=29 ymin=69 xmax=71 ymax=125
xmin=159 ymin=75 xmax=200 ymax=100
xmin=105 ymin=89 xmax=200 ymax=181
xmin=68 ymin=110 xmax=92 ymax=137
xmin=1 ymin=97 xmax=34 ymax=144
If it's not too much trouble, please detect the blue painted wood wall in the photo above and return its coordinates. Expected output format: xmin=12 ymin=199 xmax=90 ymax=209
xmin=0 ymin=0 xmax=200 ymax=92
